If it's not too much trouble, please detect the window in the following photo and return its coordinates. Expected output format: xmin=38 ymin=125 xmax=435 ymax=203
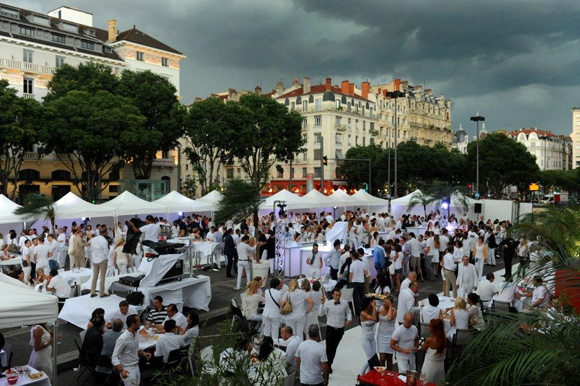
xmin=314 ymin=116 xmax=322 ymax=127
xmin=81 ymin=41 xmax=95 ymax=50
xmin=314 ymin=149 xmax=321 ymax=161
xmin=315 ymin=98 xmax=322 ymax=111
xmin=355 ymin=136 xmax=358 ymax=146
xmin=335 ymin=117 xmax=342 ymax=126
xmin=348 ymin=118 xmax=351 ymax=130
xmin=335 ymin=133 xmax=342 ymax=144
xmin=1 ymin=7 xmax=19 ymax=19
xmin=370 ymin=122 xmax=375 ymax=131
xmin=336 ymin=100 xmax=341 ymax=109
xmin=162 ymin=57 xmax=169 ymax=67
xmin=355 ymin=119 xmax=359 ymax=130
xmin=226 ymin=169 xmax=234 ymax=179
xmin=52 ymin=34 xmax=66 ymax=44
xmin=314 ymin=167 xmax=321 ymax=178
xmin=363 ymin=121 xmax=366 ymax=131
xmin=302 ymin=167 xmax=307 ymax=178
xmin=314 ymin=133 xmax=322 ymax=143
xmin=23 ymin=78 xmax=33 ymax=94
xmin=290 ymin=102 xmax=295 ymax=111
xmin=302 ymin=118 xmax=308 ymax=129
xmin=363 ymin=137 xmax=366 ymax=146
xmin=277 ymin=169 xmax=283 ymax=178
xmin=19 ymin=26 xmax=35 ymax=36
xmin=109 ymin=185 xmax=119 ymax=193
xmin=23 ymin=49 xmax=33 ymax=63
xmin=302 ymin=100 xmax=308 ymax=111
xmin=136 ymin=51 xmax=144 ymax=61
xmin=55 ymin=56 xmax=65 ymax=68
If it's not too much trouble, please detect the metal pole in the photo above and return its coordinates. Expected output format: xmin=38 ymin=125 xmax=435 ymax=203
xmin=177 ymin=143 xmax=182 ymax=193
xmin=394 ymin=97 xmax=398 ymax=198
xmin=368 ymin=160 xmax=372 ymax=194
xmin=289 ymin=158 xmax=293 ymax=192
xmin=476 ymin=120 xmax=479 ymax=195
xmin=387 ymin=147 xmax=391 ymax=197
xmin=320 ymin=136 xmax=325 ymax=193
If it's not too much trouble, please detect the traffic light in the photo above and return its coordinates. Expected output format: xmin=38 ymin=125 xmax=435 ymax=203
xmin=467 ymin=184 xmax=472 ymax=189
xmin=363 ymin=183 xmax=369 ymax=192
xmin=322 ymin=156 xmax=328 ymax=165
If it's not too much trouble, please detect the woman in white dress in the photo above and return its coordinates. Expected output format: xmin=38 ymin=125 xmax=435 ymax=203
xmin=420 ymin=318 xmax=447 ymax=384
xmin=376 ymin=295 xmax=397 ymax=370
xmin=447 ymin=297 xmax=470 ymax=339
xmin=359 ymin=297 xmax=378 ymax=375
xmin=302 ymin=279 xmax=322 ymax=337
xmin=28 ymin=323 xmax=54 ymax=378
xmin=467 ymin=293 xmax=484 ymax=326
xmin=280 ymin=279 xmax=313 ymax=341
xmin=113 ymin=238 xmax=129 ymax=274
xmin=243 ymin=280 xmax=265 ymax=321
xmin=473 ymin=236 xmax=488 ymax=279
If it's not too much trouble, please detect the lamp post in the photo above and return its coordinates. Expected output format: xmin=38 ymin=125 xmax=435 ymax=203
xmin=387 ymin=91 xmax=405 ymax=198
xmin=470 ymin=114 xmax=485 ymax=196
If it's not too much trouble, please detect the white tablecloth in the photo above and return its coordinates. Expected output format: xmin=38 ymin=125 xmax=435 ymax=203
xmin=138 ymin=275 xmax=212 ymax=312
xmin=58 ymin=294 xmax=142 ymax=329
xmin=80 ymin=272 xmax=136 ymax=293
xmin=137 ymin=333 xmax=161 ymax=351
xmin=59 ymin=268 xmax=92 ymax=285
xmin=167 ymin=239 xmax=219 ymax=259
xmin=1 ymin=366 xmax=51 ymax=386
xmin=0 ymin=257 xmax=22 ymax=267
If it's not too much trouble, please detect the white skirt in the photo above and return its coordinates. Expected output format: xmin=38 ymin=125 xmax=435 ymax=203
xmin=377 ymin=331 xmax=394 ymax=354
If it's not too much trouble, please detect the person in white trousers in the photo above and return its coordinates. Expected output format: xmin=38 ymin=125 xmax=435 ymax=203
xmin=456 ymin=256 xmax=478 ymax=299
xmin=472 ymin=236 xmax=487 ymax=280
xmin=235 ymin=235 xmax=256 ymax=290
xmin=262 ymin=278 xmax=283 ymax=341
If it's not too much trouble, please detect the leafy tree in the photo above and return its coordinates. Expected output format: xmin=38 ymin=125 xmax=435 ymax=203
xmin=427 ymin=180 xmax=470 ymax=219
xmin=226 ymin=94 xmax=304 ymax=224
xmin=338 ymin=144 xmax=386 ymax=194
xmin=14 ymin=193 xmax=56 ymax=231
xmin=44 ymin=90 xmax=146 ymax=201
xmin=539 ymin=169 xmax=579 ymax=195
xmin=45 ymin=62 xmax=119 ymax=101
xmin=0 ymin=81 xmax=48 ymax=199
xmin=214 ymin=179 xmax=263 ymax=225
xmin=118 ymin=70 xmax=185 ymax=179
xmin=183 ymin=97 xmax=238 ymax=195
xmin=466 ymin=133 xmax=540 ymax=197
xmin=180 ymin=175 xmax=197 ymax=198
xmin=389 ymin=141 xmax=432 ymax=192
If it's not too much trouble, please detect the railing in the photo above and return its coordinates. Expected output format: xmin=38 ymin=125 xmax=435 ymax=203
xmin=334 ymin=124 xmax=346 ymax=131
xmin=23 ymin=151 xmax=40 ymax=160
xmin=22 ymin=93 xmax=35 ymax=99
xmin=0 ymin=58 xmax=55 ymax=75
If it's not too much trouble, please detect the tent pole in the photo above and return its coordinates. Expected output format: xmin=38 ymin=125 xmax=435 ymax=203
xmin=52 ymin=321 xmax=58 ymax=386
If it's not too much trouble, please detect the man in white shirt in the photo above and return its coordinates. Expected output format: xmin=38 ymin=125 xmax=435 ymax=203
xmin=348 ymin=251 xmax=367 ymax=316
xmin=318 ymin=288 xmax=351 ymax=373
xmin=522 ymin=276 xmax=550 ymax=313
xmin=112 ymin=315 xmax=152 ymax=386
xmin=132 ymin=215 xmax=160 ymax=243
xmin=296 ymin=325 xmax=329 ymax=386
xmin=407 ymin=233 xmax=424 ymax=281
xmin=154 ymin=320 xmax=184 ymax=364
xmin=390 ymin=312 xmax=419 ymax=374
xmin=400 ymin=272 xmax=417 ymax=292
xmin=439 ymin=229 xmax=450 ymax=255
xmin=235 ymin=235 xmax=256 ymax=290
xmin=477 ymin=273 xmax=499 ymax=302
xmin=46 ymin=269 xmax=72 ymax=301
xmin=423 ymin=232 xmax=436 ymax=281
xmin=90 ymin=229 xmax=110 ymax=298
xmin=396 ymin=281 xmax=421 ymax=324
xmin=34 ymin=236 xmax=51 ymax=275
xmin=107 ymin=300 xmax=137 ymax=329
xmin=46 ymin=234 xmax=59 ymax=270
xmin=457 ymin=256 xmax=479 ymax=299
xmin=158 ymin=304 xmax=187 ymax=331
xmin=279 ymin=325 xmax=301 ymax=373
xmin=442 ymin=246 xmax=458 ymax=298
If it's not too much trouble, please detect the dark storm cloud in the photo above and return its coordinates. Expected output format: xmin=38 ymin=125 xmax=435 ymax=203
xmin=12 ymin=0 xmax=580 ymax=134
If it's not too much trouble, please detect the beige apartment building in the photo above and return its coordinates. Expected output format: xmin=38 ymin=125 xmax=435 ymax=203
xmin=0 ymin=3 xmax=185 ymax=201
xmin=507 ymin=128 xmax=572 ymax=171
xmin=572 ymin=108 xmax=580 ymax=168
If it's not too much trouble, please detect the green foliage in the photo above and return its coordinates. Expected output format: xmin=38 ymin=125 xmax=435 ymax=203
xmin=466 ymin=132 xmax=540 ymax=196
xmin=118 ymin=70 xmax=185 ymax=179
xmin=180 ymin=175 xmax=197 ymax=198
xmin=0 ymin=80 xmax=48 ymax=199
xmin=45 ymin=62 xmax=119 ymax=101
xmin=427 ymin=180 xmax=470 ymax=217
xmin=184 ymin=98 xmax=238 ymax=195
xmin=406 ymin=190 xmax=437 ymax=217
xmin=338 ymin=144 xmax=384 ymax=194
xmin=44 ymin=90 xmax=145 ymax=200
xmin=538 ymin=169 xmax=580 ymax=194
xmin=14 ymin=193 xmax=55 ymax=231
xmin=215 ymin=179 xmax=263 ymax=225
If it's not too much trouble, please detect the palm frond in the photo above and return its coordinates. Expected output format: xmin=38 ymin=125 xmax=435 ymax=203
xmin=13 ymin=193 xmax=55 ymax=230
xmin=406 ymin=190 xmax=437 ymax=216
xmin=215 ymin=179 xmax=263 ymax=225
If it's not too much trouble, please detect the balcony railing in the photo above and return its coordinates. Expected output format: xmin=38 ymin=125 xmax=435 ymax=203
xmin=22 ymin=93 xmax=35 ymax=99
xmin=23 ymin=151 xmax=40 ymax=160
xmin=0 ymin=59 xmax=55 ymax=75
xmin=334 ymin=123 xmax=346 ymax=131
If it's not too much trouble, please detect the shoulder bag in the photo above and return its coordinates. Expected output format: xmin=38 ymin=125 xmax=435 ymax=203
xmin=280 ymin=292 xmax=293 ymax=315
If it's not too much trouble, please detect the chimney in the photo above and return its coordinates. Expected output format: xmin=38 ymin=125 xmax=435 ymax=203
xmin=325 ymin=77 xmax=331 ymax=91
xmin=255 ymin=85 xmax=262 ymax=95
xmin=425 ymin=88 xmax=432 ymax=95
xmin=276 ymin=81 xmax=284 ymax=95
xmin=401 ymin=80 xmax=408 ymax=88
xmin=394 ymin=78 xmax=401 ymax=91
xmin=362 ymin=81 xmax=370 ymax=99
xmin=108 ymin=19 xmax=117 ymax=42
xmin=303 ymin=77 xmax=311 ymax=94
xmin=294 ymin=77 xmax=299 ymax=87
xmin=349 ymin=83 xmax=354 ymax=96
xmin=341 ymin=80 xmax=349 ymax=94
xmin=228 ymin=88 xmax=236 ymax=99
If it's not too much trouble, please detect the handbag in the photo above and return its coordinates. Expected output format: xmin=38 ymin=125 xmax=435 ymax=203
xmin=389 ymin=260 xmax=395 ymax=275
xmin=280 ymin=293 xmax=293 ymax=315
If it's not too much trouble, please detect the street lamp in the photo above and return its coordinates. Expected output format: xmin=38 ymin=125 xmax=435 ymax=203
xmin=387 ymin=91 xmax=405 ymax=198
xmin=470 ymin=113 xmax=485 ymax=197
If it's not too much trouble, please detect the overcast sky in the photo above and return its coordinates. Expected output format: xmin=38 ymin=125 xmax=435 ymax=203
xmin=15 ymin=0 xmax=580 ymax=136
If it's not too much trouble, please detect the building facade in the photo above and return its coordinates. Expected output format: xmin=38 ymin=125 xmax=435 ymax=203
xmin=507 ymin=128 xmax=573 ymax=171
xmin=0 ymin=3 xmax=185 ymax=201
xmin=572 ymin=108 xmax=580 ymax=168
xmin=451 ymin=124 xmax=469 ymax=154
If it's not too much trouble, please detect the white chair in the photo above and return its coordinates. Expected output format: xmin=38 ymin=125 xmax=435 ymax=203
xmin=340 ymin=287 xmax=355 ymax=313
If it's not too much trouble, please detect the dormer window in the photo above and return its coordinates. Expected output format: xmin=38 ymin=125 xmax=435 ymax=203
xmin=81 ymin=40 xmax=95 ymax=50
xmin=52 ymin=34 xmax=66 ymax=44
xmin=0 ymin=7 xmax=19 ymax=19
xmin=83 ymin=28 xmax=96 ymax=37
xmin=19 ymin=26 xmax=35 ymax=37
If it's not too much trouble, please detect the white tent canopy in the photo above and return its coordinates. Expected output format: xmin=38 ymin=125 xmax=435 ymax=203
xmin=0 ymin=194 xmax=24 ymax=224
xmin=100 ymin=191 xmax=168 ymax=217
xmin=196 ymin=190 xmax=224 ymax=213
xmin=328 ymin=189 xmax=359 ymax=207
xmin=389 ymin=189 xmax=424 ymax=207
xmin=153 ymin=190 xmax=210 ymax=213
xmin=0 ymin=273 xmax=58 ymax=328
xmin=301 ymin=189 xmax=336 ymax=209
xmin=260 ymin=189 xmax=309 ymax=211
xmin=54 ymin=192 xmax=115 ymax=220
xmin=352 ymin=190 xmax=390 ymax=207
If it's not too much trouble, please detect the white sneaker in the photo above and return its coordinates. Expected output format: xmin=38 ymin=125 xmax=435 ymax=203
xmin=234 ymin=287 xmax=241 ymax=290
